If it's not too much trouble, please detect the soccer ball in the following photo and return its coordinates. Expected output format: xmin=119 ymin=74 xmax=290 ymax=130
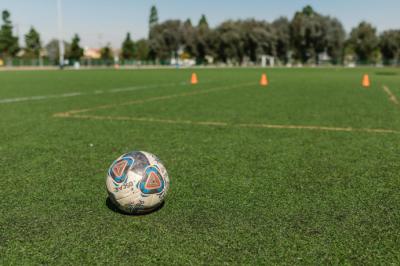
xmin=106 ymin=151 xmax=170 ymax=214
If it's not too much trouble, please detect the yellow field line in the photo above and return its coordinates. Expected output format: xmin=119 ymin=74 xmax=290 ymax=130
xmin=237 ymin=123 xmax=399 ymax=134
xmin=60 ymin=114 xmax=229 ymax=126
xmin=55 ymin=113 xmax=400 ymax=134
xmin=382 ymin=85 xmax=399 ymax=106
xmin=53 ymin=82 xmax=400 ymax=134
xmin=53 ymin=82 xmax=254 ymax=117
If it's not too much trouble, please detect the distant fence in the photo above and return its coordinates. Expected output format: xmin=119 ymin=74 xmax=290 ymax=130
xmin=0 ymin=58 xmax=168 ymax=68
xmin=4 ymin=58 xmax=54 ymax=67
xmin=0 ymin=58 xmax=399 ymax=68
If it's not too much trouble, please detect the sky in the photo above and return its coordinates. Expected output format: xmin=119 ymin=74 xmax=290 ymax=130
xmin=0 ymin=0 xmax=399 ymax=48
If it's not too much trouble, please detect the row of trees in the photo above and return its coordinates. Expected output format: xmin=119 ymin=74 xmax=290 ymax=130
xmin=144 ymin=6 xmax=400 ymax=65
xmin=0 ymin=10 xmax=116 ymax=63
xmin=0 ymin=6 xmax=399 ymax=65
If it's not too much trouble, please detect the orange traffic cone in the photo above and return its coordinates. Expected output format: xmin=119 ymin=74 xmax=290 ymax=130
xmin=191 ymin=73 xmax=198 ymax=85
xmin=260 ymin=73 xmax=268 ymax=86
xmin=362 ymin=74 xmax=370 ymax=88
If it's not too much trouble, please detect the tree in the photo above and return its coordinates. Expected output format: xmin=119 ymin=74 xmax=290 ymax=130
xmin=343 ymin=40 xmax=356 ymax=64
xmin=380 ymin=30 xmax=400 ymax=64
xmin=45 ymin=39 xmax=70 ymax=63
xmin=121 ymin=32 xmax=135 ymax=60
xmin=24 ymin=27 xmax=41 ymax=58
xmin=196 ymin=15 xmax=212 ymax=63
xmin=198 ymin=14 xmax=209 ymax=28
xmin=135 ymin=39 xmax=149 ymax=60
xmin=324 ymin=17 xmax=346 ymax=64
xmin=184 ymin=19 xmax=192 ymax=27
xmin=213 ymin=20 xmax=276 ymax=64
xmin=100 ymin=44 xmax=113 ymax=61
xmin=0 ymin=10 xmax=19 ymax=59
xmin=149 ymin=6 xmax=159 ymax=31
xmin=182 ymin=19 xmax=197 ymax=57
xmin=272 ymin=17 xmax=291 ymax=64
xmin=348 ymin=22 xmax=379 ymax=64
xmin=291 ymin=6 xmax=327 ymax=64
xmin=149 ymin=20 xmax=182 ymax=61
xmin=68 ymin=34 xmax=84 ymax=62
xmin=290 ymin=6 xmax=345 ymax=64
xmin=214 ymin=21 xmax=244 ymax=64
xmin=241 ymin=19 xmax=276 ymax=62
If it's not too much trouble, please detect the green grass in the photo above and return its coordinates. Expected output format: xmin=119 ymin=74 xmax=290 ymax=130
xmin=1 ymin=67 xmax=400 ymax=264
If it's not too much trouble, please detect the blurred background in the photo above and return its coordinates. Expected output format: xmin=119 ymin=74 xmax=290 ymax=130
xmin=0 ymin=0 xmax=399 ymax=68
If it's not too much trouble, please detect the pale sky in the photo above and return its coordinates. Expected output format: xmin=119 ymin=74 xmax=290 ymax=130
xmin=0 ymin=0 xmax=399 ymax=48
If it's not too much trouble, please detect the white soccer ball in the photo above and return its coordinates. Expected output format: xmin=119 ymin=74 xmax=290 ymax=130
xmin=106 ymin=151 xmax=170 ymax=214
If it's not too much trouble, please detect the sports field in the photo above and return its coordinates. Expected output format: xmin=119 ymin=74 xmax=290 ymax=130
xmin=1 ymin=68 xmax=400 ymax=264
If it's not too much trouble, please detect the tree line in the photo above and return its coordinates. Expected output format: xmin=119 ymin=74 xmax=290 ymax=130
xmin=0 ymin=6 xmax=399 ymax=65
xmin=144 ymin=5 xmax=400 ymax=65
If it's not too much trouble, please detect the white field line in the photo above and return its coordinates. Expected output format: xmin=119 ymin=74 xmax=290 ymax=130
xmin=382 ymin=85 xmax=399 ymax=106
xmin=0 ymin=92 xmax=83 ymax=103
xmin=56 ymin=114 xmax=400 ymax=134
xmin=0 ymin=81 xmax=189 ymax=104
xmin=52 ymin=82 xmax=400 ymax=135
xmin=53 ymin=82 xmax=254 ymax=116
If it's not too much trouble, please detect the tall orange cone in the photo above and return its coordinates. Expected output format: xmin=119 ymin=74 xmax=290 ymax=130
xmin=260 ymin=73 xmax=268 ymax=86
xmin=191 ymin=73 xmax=198 ymax=85
xmin=362 ymin=74 xmax=370 ymax=88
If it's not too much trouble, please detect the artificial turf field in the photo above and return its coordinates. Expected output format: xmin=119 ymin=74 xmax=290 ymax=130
xmin=1 ymin=67 xmax=400 ymax=264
